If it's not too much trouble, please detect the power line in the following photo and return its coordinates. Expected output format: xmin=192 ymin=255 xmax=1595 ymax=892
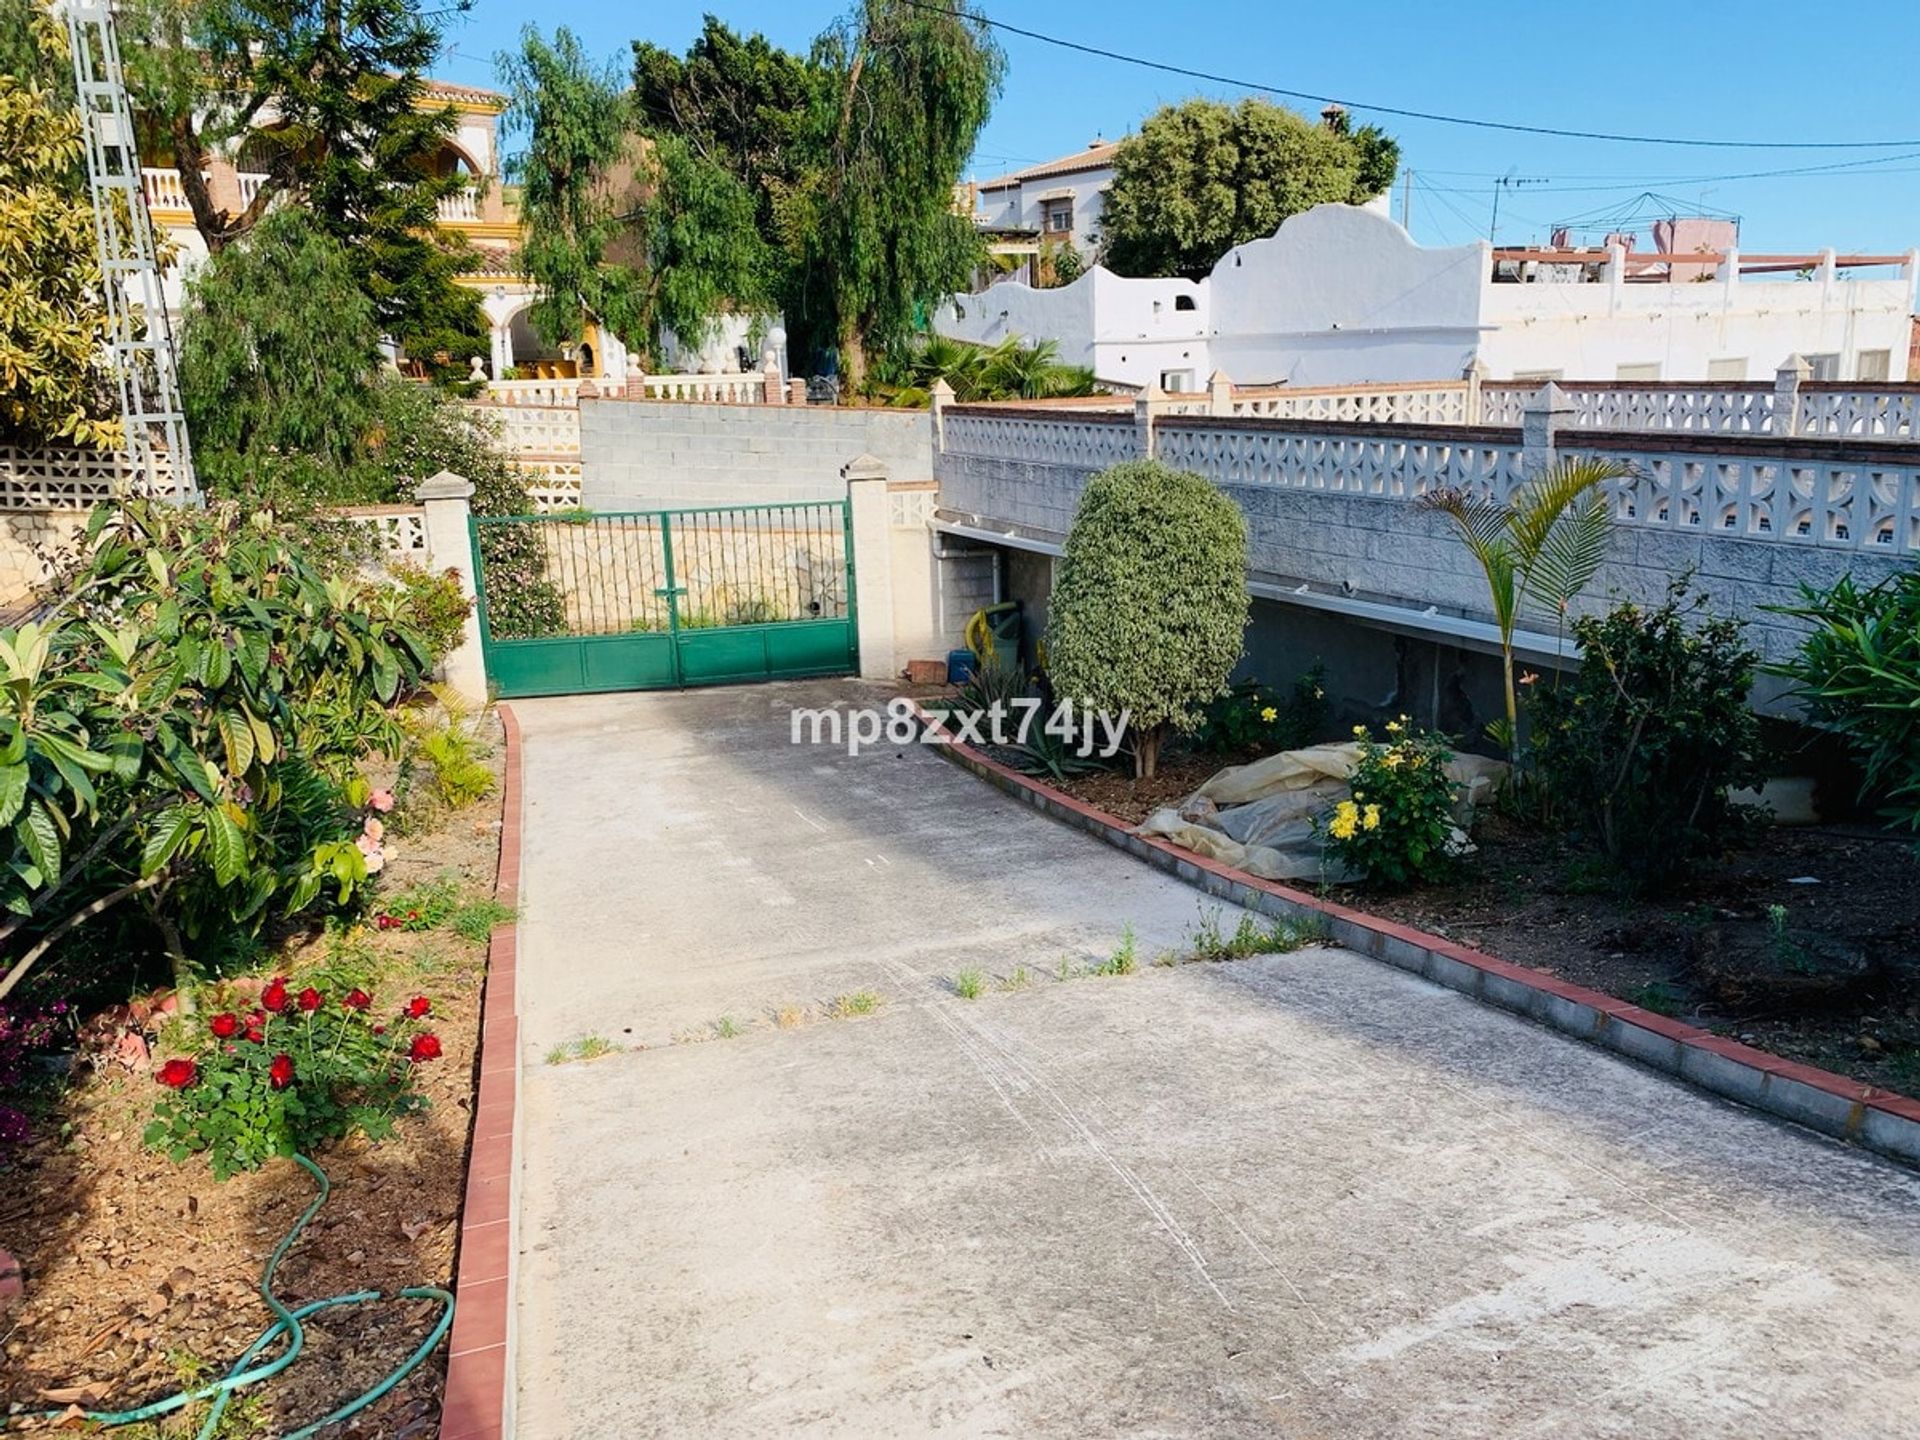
xmin=907 ymin=0 xmax=1920 ymax=150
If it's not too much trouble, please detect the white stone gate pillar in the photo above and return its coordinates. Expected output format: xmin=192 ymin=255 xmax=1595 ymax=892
xmin=418 ymin=469 xmax=488 ymax=704
xmin=843 ymin=454 xmax=898 ymax=682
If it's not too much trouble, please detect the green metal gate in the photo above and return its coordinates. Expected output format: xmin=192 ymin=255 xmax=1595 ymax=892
xmin=470 ymin=501 xmax=857 ymax=698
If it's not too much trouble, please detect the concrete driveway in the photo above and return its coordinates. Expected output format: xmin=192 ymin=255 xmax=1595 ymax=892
xmin=509 ymin=682 xmax=1920 ymax=1439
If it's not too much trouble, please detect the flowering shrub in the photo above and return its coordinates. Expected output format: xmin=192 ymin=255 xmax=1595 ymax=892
xmin=145 ymin=979 xmax=441 ymax=1179
xmin=0 ymin=1000 xmax=74 ymax=1156
xmin=1194 ymin=665 xmax=1329 ymax=755
xmin=1319 ymin=720 xmax=1461 ymax=890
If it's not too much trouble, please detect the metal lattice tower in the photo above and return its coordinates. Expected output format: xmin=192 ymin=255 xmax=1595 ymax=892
xmin=60 ymin=0 xmax=198 ymax=503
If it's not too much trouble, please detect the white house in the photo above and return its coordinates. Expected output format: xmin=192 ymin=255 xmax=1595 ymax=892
xmin=936 ymin=204 xmax=1920 ymax=390
xmin=971 ymin=141 xmax=1119 ymax=261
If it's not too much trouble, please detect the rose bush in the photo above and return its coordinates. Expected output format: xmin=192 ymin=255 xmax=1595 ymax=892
xmin=145 ymin=978 xmax=441 ymax=1179
xmin=1319 ymin=720 xmax=1462 ymax=890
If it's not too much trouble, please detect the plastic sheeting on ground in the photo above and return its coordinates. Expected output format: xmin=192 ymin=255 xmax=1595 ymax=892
xmin=1136 ymin=743 xmax=1509 ymax=884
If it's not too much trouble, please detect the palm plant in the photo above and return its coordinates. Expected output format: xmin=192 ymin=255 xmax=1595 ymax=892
xmin=1420 ymin=456 xmax=1631 ymax=768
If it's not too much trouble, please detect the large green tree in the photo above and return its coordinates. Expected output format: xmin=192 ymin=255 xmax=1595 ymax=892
xmin=797 ymin=0 xmax=1002 ymax=383
xmin=499 ymin=25 xmax=647 ymax=353
xmin=0 ymin=3 xmax=115 ymax=448
xmin=120 ymin=0 xmax=486 ymax=360
xmin=1100 ymin=97 xmax=1400 ymax=280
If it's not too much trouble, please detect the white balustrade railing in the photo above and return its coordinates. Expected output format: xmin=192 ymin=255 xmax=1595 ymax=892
xmin=942 ymin=410 xmax=1139 ymax=470
xmin=935 ymin=405 xmax=1920 ymax=554
xmin=485 ymin=379 xmax=583 ymax=408
xmin=1576 ymin=443 xmax=1920 ymax=553
xmin=436 ymin=189 xmax=482 ymax=224
xmin=643 ymin=372 xmax=768 ymax=404
xmin=327 ymin=507 xmax=429 ymax=558
xmin=1226 ymin=383 xmax=1472 ymax=427
xmin=469 ymin=404 xmax=580 ymax=457
xmin=0 ymin=447 xmax=180 ymax=506
xmin=141 ymin=167 xmax=189 ymax=211
xmin=1159 ymin=421 xmax=1529 ymax=504
xmin=1480 ymin=382 xmax=1920 ymax=440
xmin=515 ymin=461 xmax=583 ymax=512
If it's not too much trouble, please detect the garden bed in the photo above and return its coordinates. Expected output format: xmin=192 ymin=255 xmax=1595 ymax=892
xmin=0 ymin=714 xmax=507 ymax=1438
xmin=1357 ymin=816 xmax=1920 ymax=1098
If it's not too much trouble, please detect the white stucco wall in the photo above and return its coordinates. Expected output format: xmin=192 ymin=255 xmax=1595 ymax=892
xmin=976 ymin=162 xmax=1113 ymax=252
xmin=933 ymin=267 xmax=1207 ymax=389
xmin=1479 ymin=268 xmax=1917 ymax=382
xmin=1206 ymin=206 xmax=1487 ymax=385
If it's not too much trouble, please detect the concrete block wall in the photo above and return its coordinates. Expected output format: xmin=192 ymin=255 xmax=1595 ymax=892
xmin=580 ymin=399 xmax=934 ymax=511
xmin=935 ymin=449 xmax=1909 ymax=676
xmin=0 ymin=511 xmax=91 ymax=612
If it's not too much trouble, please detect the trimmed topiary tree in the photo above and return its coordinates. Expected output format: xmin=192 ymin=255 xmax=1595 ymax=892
xmin=1045 ymin=459 xmax=1249 ymax=778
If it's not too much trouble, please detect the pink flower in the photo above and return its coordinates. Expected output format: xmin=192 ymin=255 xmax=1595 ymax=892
xmin=355 ymin=832 xmax=376 ymax=854
xmin=368 ymin=789 xmax=395 ymax=813
xmin=364 ymin=849 xmax=385 ymax=875
xmin=362 ymin=817 xmax=385 ymax=843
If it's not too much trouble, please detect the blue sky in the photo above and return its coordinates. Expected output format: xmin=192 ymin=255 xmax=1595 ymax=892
xmin=434 ymin=0 xmax=1920 ymax=256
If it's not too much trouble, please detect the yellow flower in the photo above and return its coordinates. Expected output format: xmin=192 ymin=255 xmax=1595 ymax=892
xmin=1352 ymin=724 xmax=1369 ymax=738
xmin=1386 ymin=720 xmax=1404 ymax=735
xmin=1362 ymin=804 xmax=1382 ymax=831
xmin=1260 ymin=706 xmax=1278 ymax=723
xmin=1328 ymin=800 xmax=1359 ymax=841
xmin=1381 ymin=751 xmax=1402 ymax=769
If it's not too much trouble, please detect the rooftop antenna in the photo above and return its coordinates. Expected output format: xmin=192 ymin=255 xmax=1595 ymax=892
xmin=58 ymin=0 xmax=198 ymax=503
xmin=1488 ymin=168 xmax=1549 ymax=245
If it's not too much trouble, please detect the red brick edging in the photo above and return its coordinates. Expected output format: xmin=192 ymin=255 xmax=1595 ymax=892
xmin=440 ymin=703 xmax=523 ymax=1440
xmin=912 ymin=704 xmax=1920 ymax=1171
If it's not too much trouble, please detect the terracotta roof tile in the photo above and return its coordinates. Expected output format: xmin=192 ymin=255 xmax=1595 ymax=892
xmin=978 ymin=141 xmax=1121 ymax=192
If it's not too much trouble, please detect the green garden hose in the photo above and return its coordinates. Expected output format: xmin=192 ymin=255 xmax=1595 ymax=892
xmin=33 ymin=1153 xmax=456 ymax=1438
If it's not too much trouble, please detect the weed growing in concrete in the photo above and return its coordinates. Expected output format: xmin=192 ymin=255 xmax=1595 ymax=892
xmin=1055 ymin=954 xmax=1078 ymax=981
xmin=547 ymin=1034 xmax=623 ymax=1064
xmin=775 ymin=1005 xmax=808 ymax=1030
xmin=1095 ymin=923 xmax=1138 ymax=976
xmin=713 ymin=1015 xmax=742 ymax=1039
xmin=1186 ymin=906 xmax=1326 ymax=962
xmin=999 ymin=966 xmax=1032 ymax=992
xmin=953 ymin=969 xmax=986 ymax=1000
xmin=829 ymin=990 xmax=882 ymax=1018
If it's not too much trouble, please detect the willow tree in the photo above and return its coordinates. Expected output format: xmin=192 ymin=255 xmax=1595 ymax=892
xmin=797 ymin=0 xmax=1002 ymax=385
xmin=500 ymin=25 xmax=647 ymax=353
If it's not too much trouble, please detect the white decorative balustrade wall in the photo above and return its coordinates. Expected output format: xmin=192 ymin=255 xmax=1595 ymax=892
xmin=1 ymin=447 xmax=177 ymax=506
xmin=1479 ymin=382 xmax=1920 ymax=440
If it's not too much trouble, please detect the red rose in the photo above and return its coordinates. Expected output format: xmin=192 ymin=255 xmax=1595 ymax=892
xmin=404 ymin=995 xmax=431 ymax=1019
xmin=372 ymin=1024 xmax=386 ymax=1036
xmin=408 ymin=1033 xmax=442 ymax=1064
xmin=261 ymin=978 xmax=289 ymax=1012
xmin=297 ymin=987 xmax=322 ymax=1012
xmin=268 ymin=1053 xmax=295 ymax=1089
xmin=342 ymin=989 xmax=372 ymax=1011
xmin=157 ymin=1058 xmax=198 ymax=1089
xmin=376 ymin=915 xmax=394 ymax=930
xmin=209 ymin=1012 xmax=239 ymax=1039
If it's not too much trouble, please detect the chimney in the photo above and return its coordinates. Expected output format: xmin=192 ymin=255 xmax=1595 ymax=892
xmin=1320 ymin=103 xmax=1349 ymax=133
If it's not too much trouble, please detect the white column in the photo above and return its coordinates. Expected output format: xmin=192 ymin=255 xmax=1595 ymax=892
xmin=1208 ymin=368 xmax=1233 ymax=417
xmin=843 ymin=454 xmax=898 ymax=681
xmin=1774 ymin=354 xmax=1809 ymax=437
xmin=417 ymin=470 xmax=488 ymax=704
xmin=929 ymin=377 xmax=954 ymax=452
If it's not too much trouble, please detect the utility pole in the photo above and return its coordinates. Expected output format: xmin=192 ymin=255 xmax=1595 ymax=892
xmin=1400 ymin=168 xmax=1414 ymax=232
xmin=59 ymin=0 xmax=198 ymax=503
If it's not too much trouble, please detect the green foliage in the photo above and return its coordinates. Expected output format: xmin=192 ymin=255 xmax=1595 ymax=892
xmin=952 ymin=968 xmax=984 ymax=1000
xmin=417 ymin=724 xmax=496 ymax=808
xmin=645 ymin=132 xmax=777 ymax=352
xmin=870 ymin=334 xmax=1094 ymax=406
xmin=1186 ymin=906 xmax=1327 ymax=961
xmin=799 ymin=0 xmax=1003 ymax=379
xmin=1040 ymin=238 xmax=1085 ymax=289
xmin=1095 ymin=922 xmax=1138 ymax=976
xmin=1195 ymin=666 xmax=1327 ymax=755
xmin=1045 ymin=460 xmax=1250 ymax=777
xmin=0 ymin=502 xmax=438 ymax=1003
xmin=1421 ymin=457 xmax=1626 ymax=767
xmin=1769 ymin=565 xmax=1920 ymax=831
xmin=1319 ymin=721 xmax=1460 ymax=890
xmin=120 ymin=0 xmax=486 ymax=353
xmin=144 ymin=979 xmax=438 ymax=1179
xmin=0 ymin=5 xmax=116 ymax=447
xmin=500 ymin=26 xmax=649 ymax=353
xmin=1529 ymin=584 xmax=1764 ymax=895
xmin=1100 ymin=98 xmax=1400 ymax=280
xmin=388 ymin=563 xmax=473 ymax=664
xmin=180 ymin=209 xmax=385 ymax=502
